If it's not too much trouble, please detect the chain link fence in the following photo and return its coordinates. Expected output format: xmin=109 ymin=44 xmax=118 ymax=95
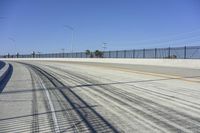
xmin=1 ymin=46 xmax=200 ymax=59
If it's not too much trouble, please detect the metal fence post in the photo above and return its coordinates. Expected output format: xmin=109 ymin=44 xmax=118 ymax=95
xmin=32 ymin=52 xmax=35 ymax=58
xmin=155 ymin=48 xmax=157 ymax=58
xmin=17 ymin=53 xmax=19 ymax=58
xmin=132 ymin=49 xmax=135 ymax=58
xmin=168 ymin=47 xmax=171 ymax=58
xmin=184 ymin=46 xmax=187 ymax=59
xmin=143 ymin=48 xmax=145 ymax=58
xmin=124 ymin=50 xmax=126 ymax=58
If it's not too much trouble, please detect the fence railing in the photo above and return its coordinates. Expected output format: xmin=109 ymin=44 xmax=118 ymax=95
xmin=1 ymin=46 xmax=200 ymax=59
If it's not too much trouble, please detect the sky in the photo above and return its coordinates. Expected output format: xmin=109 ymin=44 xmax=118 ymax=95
xmin=0 ymin=0 xmax=200 ymax=55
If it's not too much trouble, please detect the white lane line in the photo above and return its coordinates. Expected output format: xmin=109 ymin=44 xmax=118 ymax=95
xmin=37 ymin=75 xmax=60 ymax=133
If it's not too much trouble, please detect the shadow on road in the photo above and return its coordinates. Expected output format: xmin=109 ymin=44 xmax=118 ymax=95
xmin=0 ymin=106 xmax=97 ymax=133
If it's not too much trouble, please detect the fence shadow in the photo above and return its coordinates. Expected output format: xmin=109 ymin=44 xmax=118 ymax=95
xmin=0 ymin=106 xmax=97 ymax=133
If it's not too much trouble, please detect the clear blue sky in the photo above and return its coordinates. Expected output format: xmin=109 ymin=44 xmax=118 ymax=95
xmin=0 ymin=0 xmax=200 ymax=55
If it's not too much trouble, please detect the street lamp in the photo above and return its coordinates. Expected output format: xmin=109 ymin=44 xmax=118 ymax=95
xmin=64 ymin=25 xmax=74 ymax=57
xmin=8 ymin=37 xmax=17 ymax=55
xmin=102 ymin=42 xmax=107 ymax=51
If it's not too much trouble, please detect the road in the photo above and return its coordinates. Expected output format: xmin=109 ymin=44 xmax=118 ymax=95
xmin=0 ymin=60 xmax=200 ymax=133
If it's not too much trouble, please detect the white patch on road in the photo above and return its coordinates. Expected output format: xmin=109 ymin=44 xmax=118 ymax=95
xmin=36 ymin=75 xmax=60 ymax=133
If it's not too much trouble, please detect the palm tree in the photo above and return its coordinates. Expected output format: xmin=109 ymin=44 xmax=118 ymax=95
xmin=94 ymin=50 xmax=103 ymax=58
xmin=85 ymin=50 xmax=90 ymax=58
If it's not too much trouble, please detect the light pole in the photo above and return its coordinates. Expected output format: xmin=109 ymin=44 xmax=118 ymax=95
xmin=8 ymin=37 xmax=17 ymax=55
xmin=102 ymin=42 xmax=107 ymax=51
xmin=64 ymin=25 xmax=74 ymax=57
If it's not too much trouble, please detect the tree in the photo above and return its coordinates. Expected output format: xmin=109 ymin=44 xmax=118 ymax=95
xmin=94 ymin=50 xmax=103 ymax=58
xmin=85 ymin=50 xmax=91 ymax=58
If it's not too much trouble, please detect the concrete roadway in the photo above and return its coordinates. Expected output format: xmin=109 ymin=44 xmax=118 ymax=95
xmin=0 ymin=60 xmax=200 ymax=133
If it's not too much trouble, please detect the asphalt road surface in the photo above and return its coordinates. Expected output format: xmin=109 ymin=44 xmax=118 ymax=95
xmin=0 ymin=61 xmax=200 ymax=133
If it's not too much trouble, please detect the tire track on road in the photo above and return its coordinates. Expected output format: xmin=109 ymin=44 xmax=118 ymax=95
xmin=47 ymin=66 xmax=200 ymax=133
xmin=23 ymin=63 xmax=119 ymax=133
xmin=29 ymin=69 xmax=39 ymax=133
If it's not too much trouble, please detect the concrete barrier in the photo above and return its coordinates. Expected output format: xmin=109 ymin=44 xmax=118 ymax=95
xmin=0 ymin=61 xmax=11 ymax=83
xmin=1 ymin=58 xmax=200 ymax=69
xmin=0 ymin=61 xmax=6 ymax=70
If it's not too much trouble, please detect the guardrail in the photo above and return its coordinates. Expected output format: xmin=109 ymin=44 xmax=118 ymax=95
xmin=1 ymin=46 xmax=200 ymax=59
